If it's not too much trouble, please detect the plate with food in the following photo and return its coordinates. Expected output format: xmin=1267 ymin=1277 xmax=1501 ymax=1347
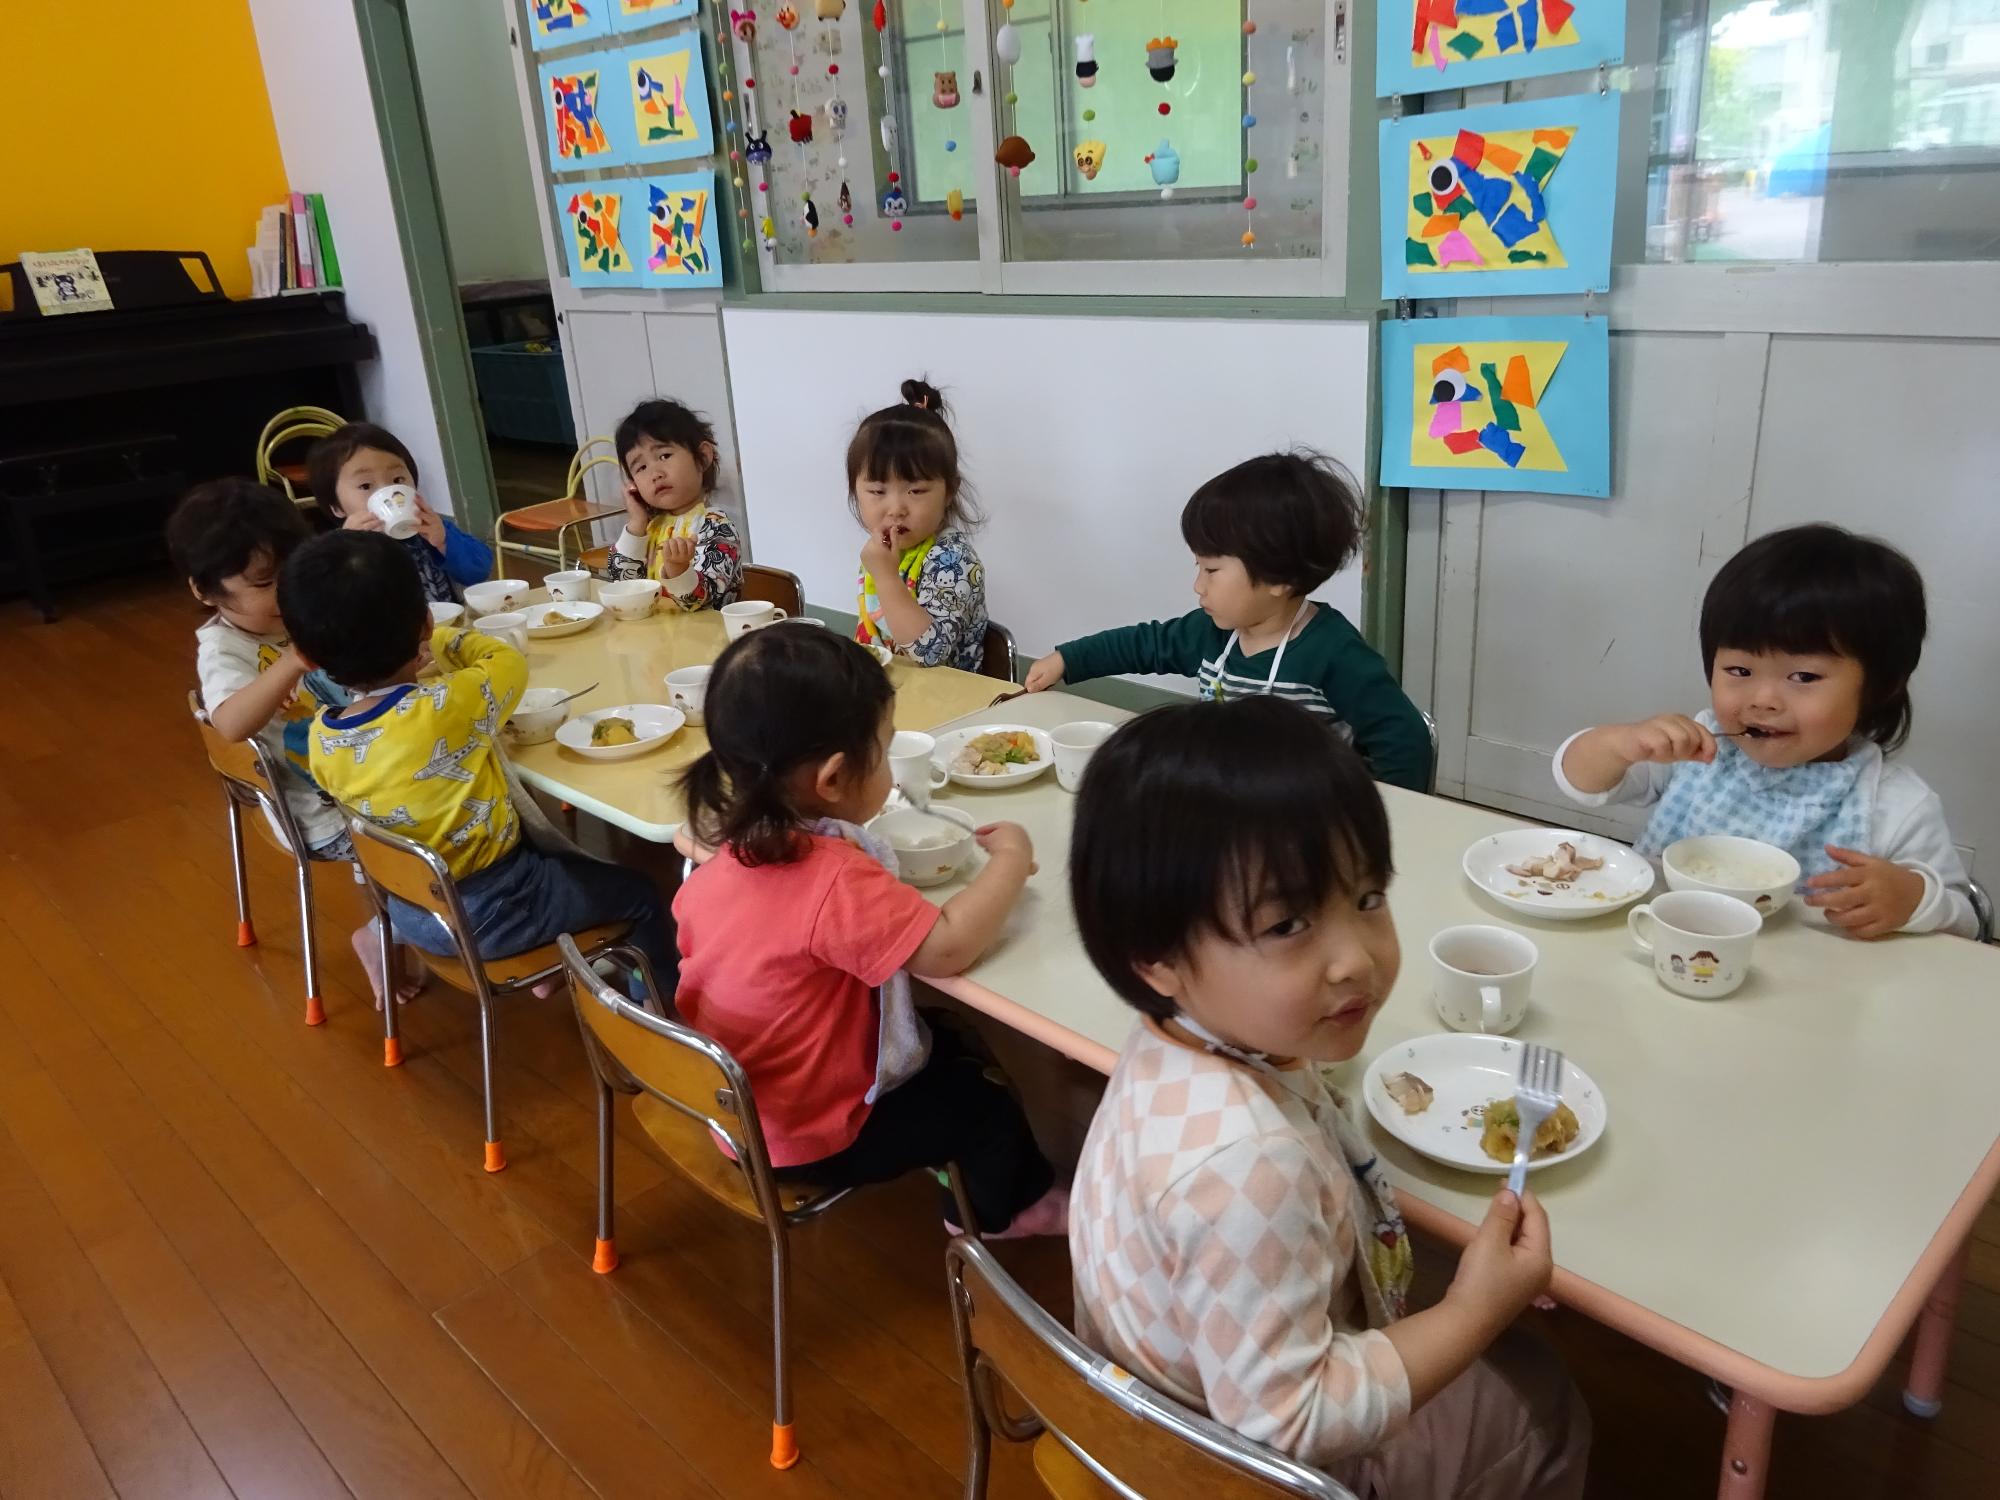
xmin=525 ymin=601 xmax=605 ymax=639
xmin=933 ymin=725 xmax=1053 ymax=789
xmin=1362 ymin=1032 xmax=1607 ymax=1175
xmin=554 ymin=704 xmax=685 ymax=761
xmin=1461 ymin=829 xmax=1654 ymax=921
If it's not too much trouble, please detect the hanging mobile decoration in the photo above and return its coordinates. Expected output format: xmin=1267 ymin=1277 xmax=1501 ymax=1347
xmin=994 ymin=2 xmax=1021 ymax=64
xmin=1146 ymin=36 xmax=1178 ymax=83
xmin=732 ymin=8 xmax=757 ymax=41
xmin=1147 ymin=140 xmax=1180 ymax=199
xmin=995 ymin=135 xmax=1036 ymax=176
xmin=838 ymin=180 xmax=853 ymax=225
xmin=934 ymin=69 xmax=959 ymax=108
xmin=946 ymin=187 xmax=964 ymax=221
xmin=802 ymin=193 xmax=820 ymax=237
xmin=1241 ymin=17 xmax=1258 ymax=248
xmin=816 ymin=0 xmax=844 ymax=18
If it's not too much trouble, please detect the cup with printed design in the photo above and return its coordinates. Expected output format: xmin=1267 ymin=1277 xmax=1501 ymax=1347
xmin=1628 ymin=890 xmax=1760 ymax=998
xmin=474 ymin=611 xmax=529 ymax=653
xmin=366 ymin=483 xmax=421 ymax=540
xmin=664 ymin=665 xmax=711 ymax=726
xmin=723 ymin=599 xmax=788 ymax=638
xmin=1050 ymin=720 xmax=1114 ymax=793
xmin=1430 ymin=924 xmax=1537 ymax=1034
xmin=545 ymin=569 xmax=592 ymax=603
xmin=888 ymin=730 xmax=950 ymax=810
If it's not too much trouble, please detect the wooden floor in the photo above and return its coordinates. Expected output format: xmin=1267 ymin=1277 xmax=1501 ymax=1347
xmin=2 ymin=576 xmax=1997 ymax=1500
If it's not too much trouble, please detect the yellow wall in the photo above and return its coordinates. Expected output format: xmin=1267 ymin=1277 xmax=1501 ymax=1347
xmin=0 ymin=0 xmax=287 ymax=299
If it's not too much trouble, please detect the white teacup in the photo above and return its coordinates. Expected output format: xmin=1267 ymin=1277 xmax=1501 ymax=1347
xmin=888 ymin=729 xmax=949 ymax=810
xmin=664 ymin=665 xmax=711 ymax=725
xmin=1629 ymin=890 xmax=1760 ymax=998
xmin=722 ymin=599 xmax=787 ymax=638
xmin=474 ymin=611 xmax=529 ymax=653
xmin=367 ymin=483 xmax=421 ymax=540
xmin=1430 ymin=925 xmax=1537 ymax=1034
xmin=1051 ymin=720 xmax=1114 ymax=793
xmin=428 ymin=601 xmax=464 ymax=627
xmin=545 ymin=569 xmax=592 ymax=603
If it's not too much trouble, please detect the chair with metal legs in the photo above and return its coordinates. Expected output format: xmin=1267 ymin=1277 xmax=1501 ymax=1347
xmin=559 ymin=933 xmax=977 ymax=1471
xmin=187 ymin=691 xmax=337 ymax=1026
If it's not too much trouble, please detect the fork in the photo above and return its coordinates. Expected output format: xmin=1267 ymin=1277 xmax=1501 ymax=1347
xmin=1508 ymin=1044 xmax=1566 ymax=1197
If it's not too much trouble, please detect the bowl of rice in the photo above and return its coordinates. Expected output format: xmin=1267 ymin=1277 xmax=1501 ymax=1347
xmin=1661 ymin=835 xmax=1801 ymax=920
xmin=869 ymin=805 xmax=978 ymax=887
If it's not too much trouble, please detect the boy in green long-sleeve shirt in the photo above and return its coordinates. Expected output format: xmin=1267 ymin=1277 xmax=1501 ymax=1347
xmin=1023 ymin=452 xmax=1433 ymax=792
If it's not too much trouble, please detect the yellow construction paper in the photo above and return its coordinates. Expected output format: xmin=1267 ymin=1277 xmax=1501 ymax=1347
xmin=1414 ymin=7 xmax=1580 ymax=69
xmin=1406 ymin=123 xmax=1571 ymax=274
xmin=1410 ymin=339 xmax=1569 ymax=474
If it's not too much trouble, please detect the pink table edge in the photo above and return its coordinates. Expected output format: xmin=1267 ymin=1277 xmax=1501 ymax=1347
xmin=930 ymin=971 xmax=2000 ymax=1419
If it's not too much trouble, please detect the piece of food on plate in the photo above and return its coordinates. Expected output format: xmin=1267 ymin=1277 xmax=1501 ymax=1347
xmin=1382 ymin=1071 xmax=1434 ymax=1116
xmin=590 ymin=716 xmax=640 ymax=747
xmin=1479 ymin=1097 xmax=1581 ymax=1163
xmin=952 ymin=730 xmax=1040 ymax=777
xmin=1506 ymin=841 xmax=1605 ymax=884
xmin=541 ymin=608 xmax=571 ymax=627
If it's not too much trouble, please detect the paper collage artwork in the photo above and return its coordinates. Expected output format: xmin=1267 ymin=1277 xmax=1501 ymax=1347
xmin=1377 ymin=0 xmax=1625 ymax=95
xmin=530 ymin=0 xmax=613 ymax=49
xmin=642 ymin=173 xmax=722 ymax=287
xmin=540 ymin=58 xmax=618 ymax=169
xmin=1380 ymin=316 xmax=1609 ymax=497
xmin=611 ymin=0 xmax=700 ymax=30
xmin=557 ymin=181 xmax=642 ymax=286
xmin=1380 ymin=93 xmax=1617 ymax=297
xmin=623 ymin=36 xmax=714 ymax=161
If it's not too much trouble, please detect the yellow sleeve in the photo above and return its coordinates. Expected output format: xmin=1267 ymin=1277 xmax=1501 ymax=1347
xmin=431 ymin=627 xmax=527 ymax=718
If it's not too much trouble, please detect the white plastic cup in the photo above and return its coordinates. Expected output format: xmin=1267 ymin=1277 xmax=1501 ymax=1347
xmin=367 ymin=483 xmax=421 ymax=540
xmin=723 ymin=599 xmax=788 ymax=638
xmin=1050 ymin=720 xmax=1114 ymax=793
xmin=545 ymin=569 xmax=592 ymax=603
xmin=665 ymin=665 xmax=711 ymax=726
xmin=1429 ymin=925 xmax=1538 ymax=1034
xmin=888 ymin=730 xmax=950 ymax=810
xmin=1629 ymin=890 xmax=1760 ymax=998
xmin=474 ymin=611 xmax=529 ymax=653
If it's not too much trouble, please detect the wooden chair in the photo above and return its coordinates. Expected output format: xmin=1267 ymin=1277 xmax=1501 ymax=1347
xmin=560 ymin=933 xmax=977 ymax=1471
xmin=981 ymin=619 xmax=1018 ymax=683
xmin=493 ymin=436 xmax=624 ymax=575
xmin=345 ymin=819 xmax=637 ymax=1170
xmin=741 ymin=561 xmax=806 ymax=619
xmin=187 ymin=691 xmax=339 ymax=1027
xmin=946 ymin=1236 xmax=1358 ymax=1500
xmin=255 ymin=405 xmax=345 ymax=503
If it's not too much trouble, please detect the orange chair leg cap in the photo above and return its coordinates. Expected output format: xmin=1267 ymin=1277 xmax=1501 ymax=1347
xmin=237 ymin=921 xmax=257 ymax=947
xmin=770 ymin=1423 xmax=799 ymax=1470
xmin=592 ymin=1237 xmax=619 ymax=1274
xmin=383 ymin=1037 xmax=403 ymax=1068
xmin=304 ymin=995 xmax=326 ymax=1027
xmin=483 ymin=1140 xmax=507 ymax=1173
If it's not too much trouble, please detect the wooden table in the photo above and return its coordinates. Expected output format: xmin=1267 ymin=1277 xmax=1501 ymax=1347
xmin=906 ymin=693 xmax=2000 ymax=1500
xmin=503 ymin=596 xmax=1004 ymax=842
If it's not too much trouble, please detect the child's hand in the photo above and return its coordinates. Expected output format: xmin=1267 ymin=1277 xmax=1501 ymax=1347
xmin=1445 ymin=1188 xmax=1552 ymax=1338
xmin=975 ymin=821 xmax=1037 ymax=875
xmin=622 ymin=484 xmax=653 ymax=537
xmin=1023 ymin=650 xmax=1065 ymax=693
xmin=412 ymin=495 xmax=447 ymax=550
xmin=1805 ymin=846 xmax=1925 ymax=938
xmin=860 ymin=526 xmax=900 ymax=583
xmin=340 ymin=504 xmax=385 ymax=534
xmin=1613 ymin=714 xmax=1716 ymax=768
xmin=659 ymin=536 xmax=697 ymax=577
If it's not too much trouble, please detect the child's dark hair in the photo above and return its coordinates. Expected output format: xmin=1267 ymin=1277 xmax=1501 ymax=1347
xmin=845 ymin=377 xmax=984 ymax=529
xmin=1180 ymin=450 xmax=1366 ymax=596
xmin=680 ymin=627 xmax=894 ymax=866
xmin=278 ymin=531 xmax=430 ymax=687
xmin=306 ymin=422 xmax=419 ymax=515
xmin=167 ymin=478 xmax=310 ymax=597
xmin=614 ymin=398 xmax=721 ymax=491
xmin=1700 ymin=523 xmax=1926 ymax=753
xmin=1070 ymin=697 xmax=1393 ymax=1020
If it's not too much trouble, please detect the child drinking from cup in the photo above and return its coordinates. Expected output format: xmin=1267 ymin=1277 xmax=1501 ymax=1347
xmin=673 ymin=626 xmax=1066 ymax=1238
xmin=606 ymin=399 xmax=742 ymax=611
xmin=1556 ymin=524 xmax=1975 ymax=939
xmin=1068 ymin=697 xmax=1588 ymax=1494
xmin=1023 ymin=452 xmax=1432 ymax=792
xmin=308 ymin=422 xmax=494 ymax=605
xmin=848 ymin=379 xmax=990 ymax=672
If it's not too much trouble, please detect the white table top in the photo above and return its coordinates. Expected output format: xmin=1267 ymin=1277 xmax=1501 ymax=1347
xmin=918 ymin=693 xmax=2000 ymax=1410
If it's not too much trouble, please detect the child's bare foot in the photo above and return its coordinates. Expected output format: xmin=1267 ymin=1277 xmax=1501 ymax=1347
xmin=948 ymin=1184 xmax=1071 ymax=1241
xmin=352 ymin=921 xmax=426 ymax=1010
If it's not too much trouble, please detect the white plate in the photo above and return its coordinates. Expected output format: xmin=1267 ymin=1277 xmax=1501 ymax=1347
xmin=524 ymin=601 xmax=605 ymax=639
xmin=554 ymin=703 xmax=684 ymax=761
xmin=933 ymin=724 xmax=1054 ymax=789
xmin=1362 ymin=1032 xmax=1607 ymax=1175
xmin=1462 ymin=828 xmax=1654 ymax=921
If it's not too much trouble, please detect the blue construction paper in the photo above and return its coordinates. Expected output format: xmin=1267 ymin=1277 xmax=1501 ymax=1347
xmin=1455 ymin=0 xmax=1509 ymax=12
xmin=1462 ymin=165 xmax=1515 ymax=225
xmin=1379 ymin=92 xmax=1620 ymax=299
xmin=637 ymin=171 xmax=724 ymax=289
xmin=1489 ymin=203 xmax=1537 ymax=247
xmin=619 ymin=34 xmax=714 ymax=163
xmin=1378 ymin=0 xmax=1625 ymax=97
xmin=1478 ymin=423 xmax=1527 ymax=466
xmin=529 ymin=0 xmax=613 ymax=50
xmin=609 ymin=0 xmax=698 ymax=33
xmin=553 ymin=178 xmax=645 ymax=287
xmin=1494 ymin=10 xmax=1520 ymax=52
xmin=538 ymin=51 xmax=632 ymax=172
xmin=1522 ymin=0 xmax=1541 ymax=51
xmin=1380 ymin=315 xmax=1612 ymax=498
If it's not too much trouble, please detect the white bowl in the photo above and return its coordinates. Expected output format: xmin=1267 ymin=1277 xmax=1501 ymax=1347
xmin=555 ymin=703 xmax=685 ymax=761
xmin=600 ymin=579 xmax=662 ymax=621
xmin=1662 ymin=835 xmax=1801 ymax=920
xmin=524 ymin=600 xmax=605 ymax=639
xmin=505 ymin=687 xmax=570 ymax=746
xmin=869 ymin=805 xmax=978 ymax=887
xmin=428 ymin=601 xmax=464 ymax=627
xmin=465 ymin=578 xmax=530 ymax=616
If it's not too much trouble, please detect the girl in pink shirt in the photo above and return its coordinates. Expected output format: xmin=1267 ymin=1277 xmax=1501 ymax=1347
xmin=673 ymin=625 xmax=1067 ymax=1238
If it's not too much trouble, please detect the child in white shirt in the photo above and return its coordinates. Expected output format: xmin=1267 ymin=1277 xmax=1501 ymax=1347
xmin=1556 ymin=524 xmax=1975 ymax=940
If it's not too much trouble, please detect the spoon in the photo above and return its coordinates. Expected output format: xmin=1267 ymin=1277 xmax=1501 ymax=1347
xmin=545 ymin=681 xmax=599 ymax=709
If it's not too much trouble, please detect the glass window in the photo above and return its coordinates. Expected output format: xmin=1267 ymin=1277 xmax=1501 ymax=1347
xmin=1647 ymin=0 xmax=2000 ymax=263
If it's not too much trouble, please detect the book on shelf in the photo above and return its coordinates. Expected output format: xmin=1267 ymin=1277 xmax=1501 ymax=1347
xmin=248 ymin=193 xmax=343 ymax=298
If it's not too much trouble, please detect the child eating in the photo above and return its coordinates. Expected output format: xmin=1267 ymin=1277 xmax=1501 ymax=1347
xmin=673 ymin=626 xmax=1064 ymax=1238
xmin=1556 ymin=523 xmax=1975 ymax=939
xmin=1023 ymin=452 xmax=1432 ymax=791
xmin=280 ymin=532 xmax=675 ymax=1001
xmin=308 ymin=422 xmax=494 ymax=604
xmin=1068 ymin=697 xmax=1588 ymax=1494
xmin=606 ymin=398 xmax=743 ymax=610
xmin=848 ymin=379 xmax=989 ymax=672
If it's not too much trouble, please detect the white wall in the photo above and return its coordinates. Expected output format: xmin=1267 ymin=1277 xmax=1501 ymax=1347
xmin=245 ymin=0 xmax=453 ymax=512
xmin=406 ymin=0 xmax=544 ymax=284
